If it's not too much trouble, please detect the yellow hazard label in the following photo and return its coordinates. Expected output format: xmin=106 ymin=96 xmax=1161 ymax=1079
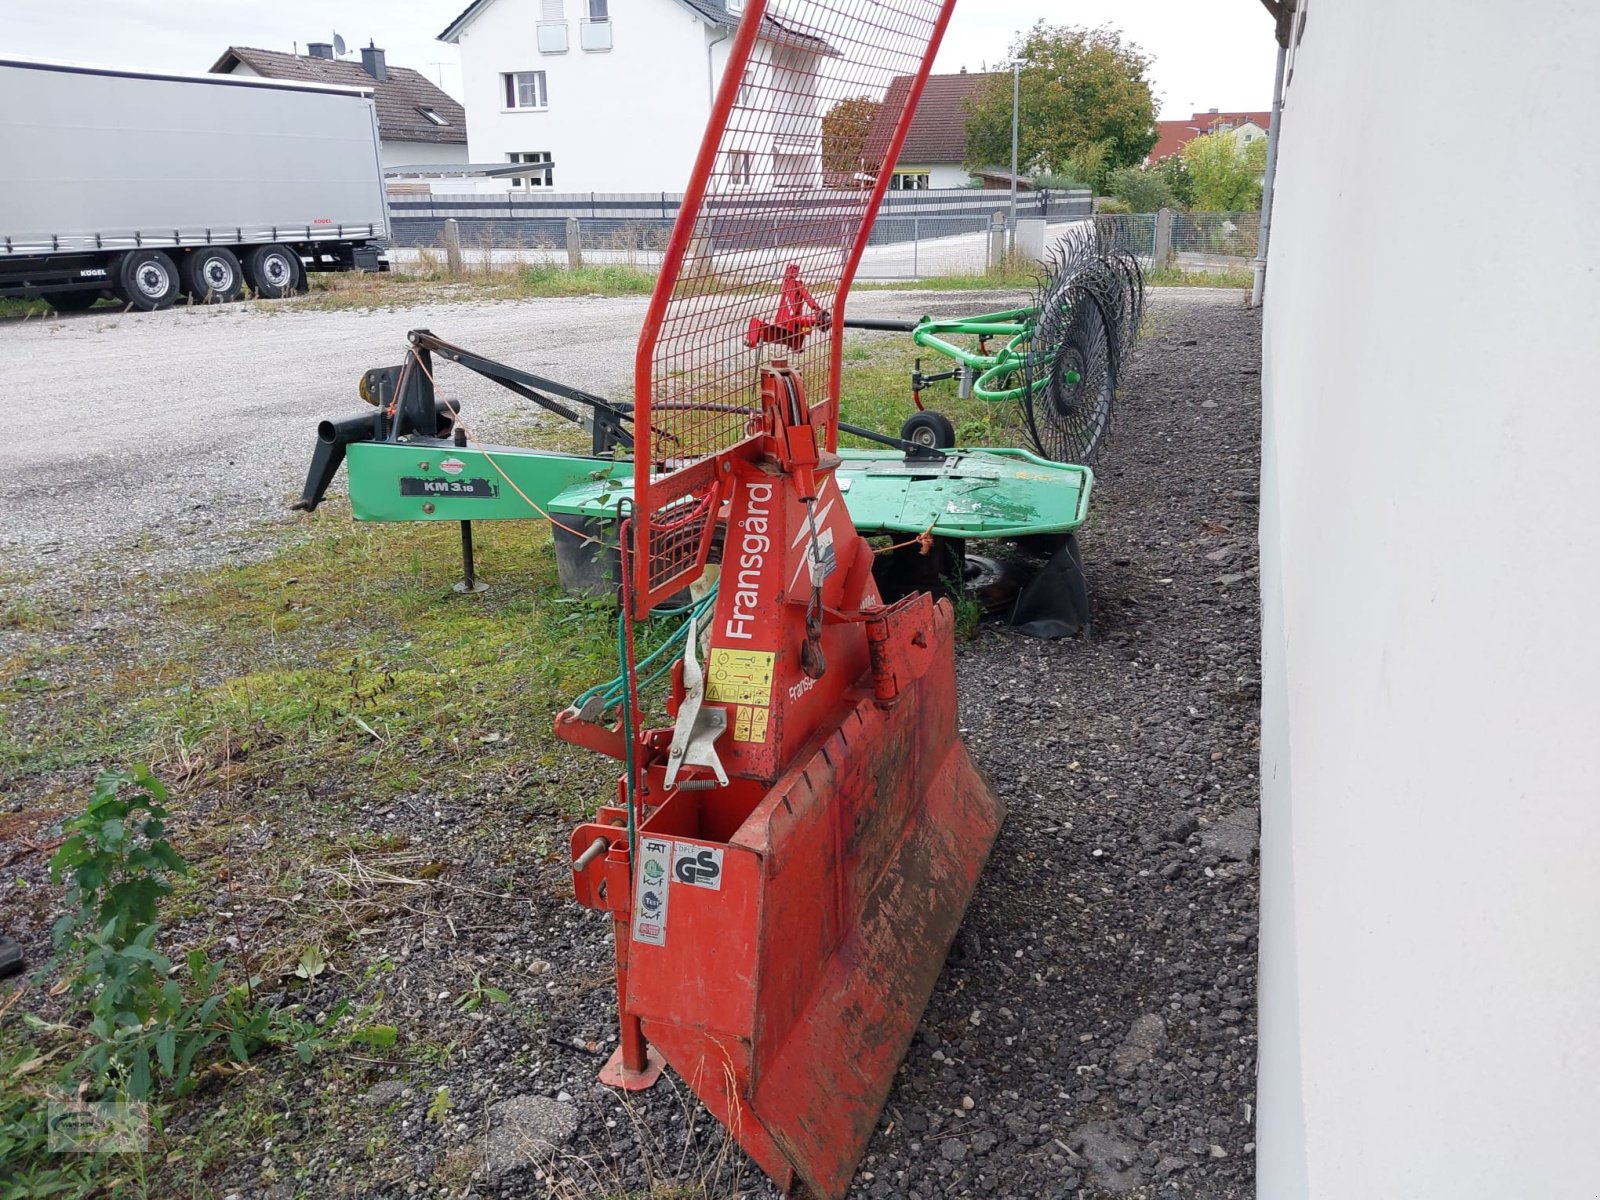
xmin=707 ymin=648 xmax=775 ymax=707
xmin=733 ymin=705 xmax=771 ymax=744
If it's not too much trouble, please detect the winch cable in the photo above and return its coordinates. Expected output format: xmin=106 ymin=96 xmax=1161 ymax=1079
xmin=571 ymin=588 xmax=718 ymax=723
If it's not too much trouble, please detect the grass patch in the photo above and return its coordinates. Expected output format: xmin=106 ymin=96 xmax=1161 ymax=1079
xmin=287 ymin=261 xmax=659 ymax=312
xmin=0 ymin=510 xmax=634 ymax=816
xmin=1146 ymin=265 xmax=1253 ymax=289
xmin=858 ymin=263 xmax=1041 ymax=293
xmin=836 ymin=330 xmax=1029 ymax=450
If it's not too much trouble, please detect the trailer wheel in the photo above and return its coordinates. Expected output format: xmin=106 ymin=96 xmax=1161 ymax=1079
xmin=41 ymin=290 xmax=102 ymax=312
xmin=114 ymin=250 xmax=180 ymax=311
xmin=246 ymin=244 xmax=302 ymax=300
xmin=182 ymin=247 xmax=245 ymax=304
xmin=901 ymin=410 xmax=956 ymax=450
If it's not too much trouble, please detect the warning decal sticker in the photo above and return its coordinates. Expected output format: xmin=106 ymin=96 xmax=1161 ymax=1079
xmin=633 ymin=837 xmax=672 ymax=947
xmin=733 ymin=705 xmax=770 ymax=744
xmin=707 ymin=648 xmax=775 ymax=707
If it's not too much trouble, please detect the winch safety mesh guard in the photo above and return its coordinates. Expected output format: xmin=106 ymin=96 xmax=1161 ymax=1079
xmin=631 ymin=0 xmax=954 ymax=612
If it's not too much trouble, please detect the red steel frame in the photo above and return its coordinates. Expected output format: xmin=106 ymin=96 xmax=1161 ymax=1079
xmin=629 ymin=0 xmax=959 ymax=615
xmin=558 ymin=5 xmax=1005 ymax=1197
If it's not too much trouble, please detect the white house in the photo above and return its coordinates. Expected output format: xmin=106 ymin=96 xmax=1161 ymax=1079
xmin=438 ymin=0 xmax=829 ymax=194
xmin=1257 ymin=0 xmax=1600 ymax=1196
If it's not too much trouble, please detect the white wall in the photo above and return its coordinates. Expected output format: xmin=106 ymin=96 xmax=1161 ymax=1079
xmin=890 ymin=162 xmax=974 ymax=190
xmin=1257 ymin=2 xmax=1600 ymax=1198
xmin=379 ymin=139 xmax=470 ymax=169
xmin=454 ymin=0 xmax=727 ymax=194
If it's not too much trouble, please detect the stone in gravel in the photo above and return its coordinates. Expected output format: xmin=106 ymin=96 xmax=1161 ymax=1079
xmin=361 ymin=1081 xmax=407 ymax=1107
xmin=1111 ymin=1014 xmax=1168 ymax=1077
xmin=1205 ymin=546 xmax=1239 ymax=564
xmin=940 ymin=1139 xmax=968 ymax=1162
xmin=479 ymin=1096 xmax=579 ymax=1183
xmin=1164 ymin=815 xmax=1200 ymax=842
xmin=1202 ymin=809 xmax=1260 ymax=862
xmin=1069 ymin=1122 xmax=1146 ymax=1193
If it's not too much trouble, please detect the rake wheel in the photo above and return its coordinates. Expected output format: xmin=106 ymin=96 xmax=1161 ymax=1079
xmin=1022 ymin=285 xmax=1116 ymax=466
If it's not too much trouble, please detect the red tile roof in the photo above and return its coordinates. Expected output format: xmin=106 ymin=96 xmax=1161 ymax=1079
xmin=1148 ymin=110 xmax=1271 ymax=162
xmin=864 ymin=70 xmax=999 ymax=170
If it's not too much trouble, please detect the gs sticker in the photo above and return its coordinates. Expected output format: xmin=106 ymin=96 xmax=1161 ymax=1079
xmin=673 ymin=843 xmax=724 ymax=891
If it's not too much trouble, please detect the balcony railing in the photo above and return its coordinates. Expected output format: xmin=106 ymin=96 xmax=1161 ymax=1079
xmin=537 ymin=21 xmax=569 ymax=53
xmin=581 ymin=18 xmax=613 ymax=51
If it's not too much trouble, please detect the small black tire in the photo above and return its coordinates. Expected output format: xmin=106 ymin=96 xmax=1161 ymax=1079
xmin=41 ymin=290 xmax=102 ymax=312
xmin=114 ymin=250 xmax=181 ymax=311
xmin=181 ymin=247 xmax=245 ymax=303
xmin=245 ymin=244 xmax=302 ymax=299
xmin=901 ymin=410 xmax=956 ymax=450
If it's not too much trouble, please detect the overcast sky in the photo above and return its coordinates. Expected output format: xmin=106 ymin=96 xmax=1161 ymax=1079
xmin=7 ymin=0 xmax=1277 ymax=119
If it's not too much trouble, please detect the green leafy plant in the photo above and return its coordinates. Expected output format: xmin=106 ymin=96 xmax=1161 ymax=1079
xmin=39 ymin=768 xmax=382 ymax=1101
xmin=455 ymin=972 xmax=511 ymax=1014
xmin=1183 ymin=132 xmax=1269 ymax=211
xmin=1105 ymin=165 xmax=1180 ymax=213
xmin=427 ymin=1087 xmax=454 ymax=1124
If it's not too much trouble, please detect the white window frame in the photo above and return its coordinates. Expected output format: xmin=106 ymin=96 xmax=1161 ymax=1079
xmin=502 ymin=71 xmax=549 ymax=111
xmin=890 ymin=170 xmax=931 ymax=191
xmin=508 ymin=151 xmax=554 ymax=190
xmin=724 ymin=150 xmax=756 ymax=189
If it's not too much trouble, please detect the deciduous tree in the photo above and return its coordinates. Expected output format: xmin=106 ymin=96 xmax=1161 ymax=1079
xmin=822 ymin=95 xmax=883 ymax=186
xmin=965 ymin=23 xmax=1158 ymax=191
xmin=1183 ymin=132 xmax=1269 ymax=211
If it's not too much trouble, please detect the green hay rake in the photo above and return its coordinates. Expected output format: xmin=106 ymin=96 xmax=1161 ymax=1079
xmin=846 ymin=223 xmax=1145 ymax=464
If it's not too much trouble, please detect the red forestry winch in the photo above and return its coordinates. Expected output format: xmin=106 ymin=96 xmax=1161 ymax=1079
xmin=554 ymin=3 xmax=1003 ymax=1195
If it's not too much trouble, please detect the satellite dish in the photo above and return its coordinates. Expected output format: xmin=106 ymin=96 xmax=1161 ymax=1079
xmin=333 ymin=33 xmax=347 ymax=57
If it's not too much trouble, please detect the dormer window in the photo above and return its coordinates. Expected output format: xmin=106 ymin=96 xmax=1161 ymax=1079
xmin=416 ymin=106 xmax=450 ymax=126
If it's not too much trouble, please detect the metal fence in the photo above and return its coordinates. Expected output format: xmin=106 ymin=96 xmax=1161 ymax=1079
xmin=1094 ymin=210 xmax=1261 ymax=268
xmin=384 ymin=200 xmax=1260 ymax=283
xmin=385 ymin=186 xmax=1092 ymax=272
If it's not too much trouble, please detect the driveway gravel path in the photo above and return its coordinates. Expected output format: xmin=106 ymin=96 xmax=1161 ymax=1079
xmin=0 ymin=286 xmax=1261 ymax=1198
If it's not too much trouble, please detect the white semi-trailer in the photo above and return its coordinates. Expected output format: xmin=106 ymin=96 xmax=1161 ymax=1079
xmin=0 ymin=56 xmax=388 ymax=311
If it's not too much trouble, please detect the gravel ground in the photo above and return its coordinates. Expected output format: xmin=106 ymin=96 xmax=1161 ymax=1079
xmin=0 ymin=287 xmax=1261 ymax=1198
xmin=0 ymin=289 xmax=1024 ymax=577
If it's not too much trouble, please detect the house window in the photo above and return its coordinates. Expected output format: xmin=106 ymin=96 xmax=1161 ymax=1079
xmin=736 ymin=67 xmax=756 ymax=106
xmin=538 ymin=0 xmax=569 ymax=52
xmin=773 ymin=153 xmax=813 ymax=190
xmin=890 ymin=170 xmax=930 ymax=191
xmin=503 ymin=71 xmax=549 ymax=110
xmin=509 ymin=151 xmax=554 ymax=189
xmin=724 ymin=150 xmax=756 ymax=188
xmin=415 ymin=106 xmax=450 ymax=126
xmin=581 ymin=0 xmax=613 ymax=52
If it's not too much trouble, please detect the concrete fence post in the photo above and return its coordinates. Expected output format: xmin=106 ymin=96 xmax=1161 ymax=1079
xmin=988 ymin=211 xmax=1008 ymax=274
xmin=442 ymin=218 xmax=464 ymax=277
xmin=1153 ymin=207 xmax=1175 ymax=270
xmin=567 ymin=218 xmax=584 ymax=269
